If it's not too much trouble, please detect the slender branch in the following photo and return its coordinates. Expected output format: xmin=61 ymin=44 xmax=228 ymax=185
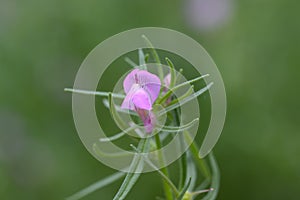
xmin=173 ymin=107 xmax=187 ymax=190
xmin=184 ymin=131 xmax=211 ymax=178
xmin=154 ymin=133 xmax=173 ymax=200
xmin=64 ymin=88 xmax=125 ymax=99
xmin=130 ymin=144 xmax=179 ymax=196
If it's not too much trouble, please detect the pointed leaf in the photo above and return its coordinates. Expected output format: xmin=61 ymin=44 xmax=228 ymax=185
xmin=124 ymin=57 xmax=138 ymax=68
xmin=153 ymin=133 xmax=173 ymax=200
xmin=144 ymin=53 xmax=150 ymax=62
xmin=165 ymin=57 xmax=176 ymax=89
xmin=102 ymin=99 xmax=138 ymax=116
xmin=143 ymin=156 xmax=179 ymax=196
xmin=93 ymin=143 xmax=130 ymax=158
xmin=112 ymin=139 xmax=150 ymax=200
xmin=157 ymin=74 xmax=209 ymax=104
xmin=161 ymin=82 xmax=213 ymax=115
xmin=142 ymin=35 xmax=164 ymax=82
xmin=177 ymin=178 xmax=191 ymax=200
xmin=66 ymin=172 xmax=125 ymax=200
xmin=108 ymin=93 xmax=129 ymax=131
xmin=201 ymin=153 xmax=220 ymax=200
xmin=99 ymin=123 xmax=143 ymax=142
xmin=168 ymin=86 xmax=194 ymax=107
xmin=186 ymin=154 xmax=197 ymax=192
xmin=64 ymin=88 xmax=125 ymax=99
xmin=157 ymin=118 xmax=199 ymax=133
xmin=184 ymin=131 xmax=211 ymax=178
xmin=178 ymin=152 xmax=187 ymax=190
xmin=194 ymin=178 xmax=210 ymax=191
xmin=99 ymin=131 xmax=126 ymax=142
xmin=138 ymin=48 xmax=147 ymax=70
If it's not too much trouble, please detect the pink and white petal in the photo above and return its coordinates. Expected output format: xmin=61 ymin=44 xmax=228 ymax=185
xmin=137 ymin=70 xmax=161 ymax=88
xmin=121 ymin=92 xmax=135 ymax=110
xmin=132 ymin=88 xmax=152 ymax=110
xmin=123 ymin=69 xmax=140 ymax=94
xmin=121 ymin=86 xmax=138 ymax=110
xmin=136 ymin=70 xmax=161 ymax=102
xmin=144 ymin=83 xmax=161 ymax=104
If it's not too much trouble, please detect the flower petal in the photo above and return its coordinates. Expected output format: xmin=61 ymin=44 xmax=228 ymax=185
xmin=136 ymin=70 xmax=161 ymax=103
xmin=121 ymin=85 xmax=139 ymax=110
xmin=121 ymin=91 xmax=134 ymax=110
xmin=122 ymin=69 xmax=161 ymax=111
xmin=132 ymin=88 xmax=152 ymax=110
xmin=123 ymin=69 xmax=140 ymax=94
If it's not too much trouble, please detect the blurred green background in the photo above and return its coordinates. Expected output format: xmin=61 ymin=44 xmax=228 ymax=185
xmin=1 ymin=0 xmax=299 ymax=199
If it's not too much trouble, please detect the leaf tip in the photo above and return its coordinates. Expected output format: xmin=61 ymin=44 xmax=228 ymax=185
xmin=64 ymin=88 xmax=72 ymax=92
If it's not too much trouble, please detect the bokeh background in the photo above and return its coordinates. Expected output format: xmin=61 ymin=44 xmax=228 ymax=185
xmin=1 ymin=0 xmax=299 ymax=199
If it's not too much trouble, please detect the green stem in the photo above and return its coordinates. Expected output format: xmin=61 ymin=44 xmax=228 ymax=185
xmin=154 ymin=134 xmax=173 ymax=200
xmin=144 ymin=158 xmax=179 ymax=196
xmin=173 ymin=107 xmax=187 ymax=190
xmin=184 ymin=131 xmax=211 ymax=179
xmin=178 ymin=151 xmax=187 ymax=190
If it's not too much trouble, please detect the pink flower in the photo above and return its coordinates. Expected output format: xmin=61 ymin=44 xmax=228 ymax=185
xmin=135 ymin=109 xmax=156 ymax=133
xmin=121 ymin=69 xmax=161 ymax=133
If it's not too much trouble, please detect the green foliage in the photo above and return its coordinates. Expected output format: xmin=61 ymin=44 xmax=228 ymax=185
xmin=177 ymin=178 xmax=191 ymax=200
xmin=66 ymin=172 xmax=125 ymax=200
xmin=202 ymin=153 xmax=220 ymax=200
xmin=2 ymin=1 xmax=299 ymax=200
xmin=66 ymin=49 xmax=217 ymax=200
xmin=112 ymin=139 xmax=150 ymax=200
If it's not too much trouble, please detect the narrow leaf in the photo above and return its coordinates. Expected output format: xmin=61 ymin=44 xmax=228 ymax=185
xmin=138 ymin=48 xmax=147 ymax=70
xmin=143 ymin=155 xmax=179 ymax=196
xmin=175 ymin=68 xmax=183 ymax=83
xmin=177 ymin=178 xmax=191 ymax=200
xmin=190 ymin=188 xmax=214 ymax=197
xmin=112 ymin=139 xmax=149 ymax=200
xmin=66 ymin=172 xmax=125 ymax=200
xmin=194 ymin=178 xmax=210 ymax=191
xmin=93 ymin=143 xmax=130 ymax=158
xmin=144 ymin=53 xmax=150 ymax=62
xmin=124 ymin=57 xmax=138 ymax=68
xmin=154 ymin=133 xmax=173 ymax=200
xmin=157 ymin=118 xmax=199 ymax=133
xmin=99 ymin=131 xmax=126 ymax=142
xmin=184 ymin=131 xmax=211 ymax=178
xmin=108 ymin=93 xmax=129 ymax=131
xmin=64 ymin=88 xmax=125 ymax=99
xmin=186 ymin=154 xmax=197 ymax=192
xmin=141 ymin=35 xmax=164 ymax=82
xmin=168 ymin=86 xmax=194 ymax=107
xmin=201 ymin=153 xmax=220 ymax=200
xmin=160 ymin=82 xmax=213 ymax=115
xmin=99 ymin=123 xmax=143 ymax=142
xmin=165 ymin=57 xmax=176 ymax=88
xmin=157 ymin=74 xmax=209 ymax=104
xmin=178 ymin=152 xmax=187 ymax=190
xmin=102 ymin=99 xmax=138 ymax=116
